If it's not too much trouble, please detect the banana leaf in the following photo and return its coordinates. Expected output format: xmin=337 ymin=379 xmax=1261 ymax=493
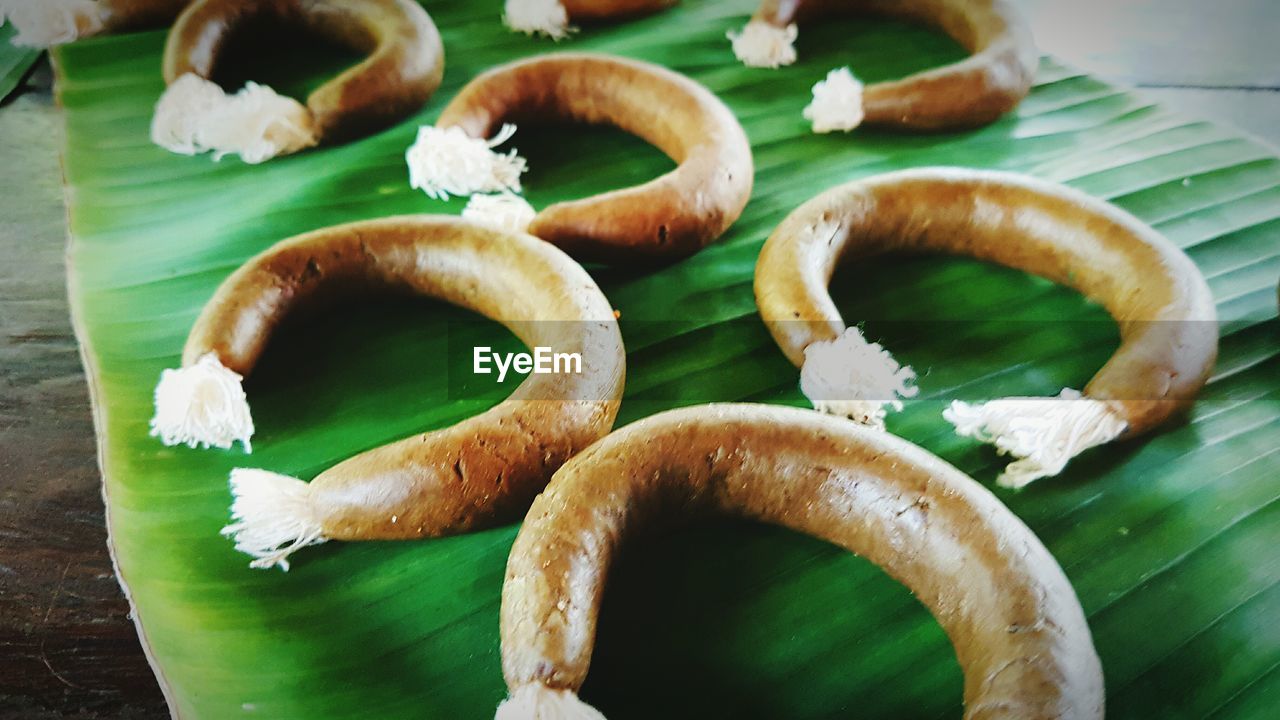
xmin=55 ymin=0 xmax=1279 ymax=717
xmin=0 ymin=24 xmax=39 ymax=101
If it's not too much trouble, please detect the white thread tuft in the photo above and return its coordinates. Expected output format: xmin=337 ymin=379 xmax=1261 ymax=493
xmin=463 ymin=192 xmax=538 ymax=234
xmin=726 ymin=20 xmax=798 ymax=69
xmin=495 ymin=685 xmax=606 ymax=720
xmin=503 ymin=0 xmax=576 ymax=40
xmin=150 ymin=74 xmax=227 ymax=156
xmin=221 ymin=468 xmax=327 ymax=571
xmin=800 ymin=326 xmax=918 ymax=429
xmin=151 ymin=73 xmax=318 ymax=164
xmin=150 ymin=352 xmax=255 ymax=452
xmin=406 ymin=124 xmax=527 ymax=201
xmin=0 ymin=0 xmax=102 ymax=48
xmin=804 ymin=67 xmax=865 ymax=133
xmin=944 ymin=388 xmax=1128 ymax=489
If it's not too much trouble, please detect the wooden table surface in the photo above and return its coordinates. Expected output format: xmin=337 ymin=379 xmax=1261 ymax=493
xmin=1 ymin=1 xmax=1276 ymax=716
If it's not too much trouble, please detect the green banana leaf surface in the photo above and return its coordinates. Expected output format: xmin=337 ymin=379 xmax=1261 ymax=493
xmin=55 ymin=0 xmax=1280 ymax=717
xmin=0 ymin=24 xmax=39 ymax=101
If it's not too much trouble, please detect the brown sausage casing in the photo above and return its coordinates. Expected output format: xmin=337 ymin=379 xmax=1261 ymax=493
xmin=163 ymin=0 xmax=444 ymax=142
xmin=437 ymin=53 xmax=754 ymax=263
xmin=561 ymin=0 xmax=678 ymax=22
xmin=754 ymin=168 xmax=1218 ymax=435
xmin=756 ymin=0 xmax=1038 ymax=130
xmin=97 ymin=0 xmax=193 ymax=31
xmin=502 ymin=403 xmax=1104 ymax=719
xmin=191 ymin=216 xmax=625 ymax=540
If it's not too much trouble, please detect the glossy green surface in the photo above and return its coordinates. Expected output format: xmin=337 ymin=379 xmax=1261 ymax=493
xmin=0 ymin=24 xmax=39 ymax=101
xmin=56 ymin=1 xmax=1279 ymax=718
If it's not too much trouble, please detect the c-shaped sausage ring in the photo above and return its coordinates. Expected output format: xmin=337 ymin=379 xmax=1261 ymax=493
xmin=502 ymin=0 xmax=678 ymax=41
xmin=404 ymin=52 xmax=754 ymax=263
xmin=728 ymin=0 xmax=1038 ymax=133
xmin=754 ymin=167 xmax=1218 ymax=488
xmin=1 ymin=0 xmax=190 ymax=47
xmin=496 ymin=403 xmax=1105 ymax=719
xmin=151 ymin=0 xmax=445 ymax=164
xmin=147 ymin=216 xmax=626 ymax=569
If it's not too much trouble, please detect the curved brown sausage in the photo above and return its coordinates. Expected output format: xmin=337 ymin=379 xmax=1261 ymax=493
xmin=153 ymin=0 xmax=443 ymax=160
xmin=3 ymin=0 xmax=190 ymax=47
xmin=498 ymin=403 xmax=1104 ymax=719
xmin=755 ymin=168 xmax=1217 ymax=486
xmin=147 ymin=216 xmax=625 ymax=569
xmin=730 ymin=0 xmax=1038 ymax=131
xmin=432 ymin=52 xmax=753 ymax=263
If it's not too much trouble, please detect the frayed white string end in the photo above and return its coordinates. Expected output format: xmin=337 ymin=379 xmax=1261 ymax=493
xmin=151 ymin=74 xmax=317 ymax=164
xmin=463 ymin=192 xmax=538 ymax=234
xmin=727 ymin=20 xmax=798 ymax=68
xmin=944 ymin=389 xmax=1128 ymax=489
xmin=804 ymin=67 xmax=865 ymax=133
xmin=150 ymin=352 xmax=255 ymax=452
xmin=503 ymin=0 xmax=576 ymax=40
xmin=222 ymin=468 xmax=327 ymax=571
xmin=495 ymin=684 xmax=606 ymax=720
xmin=800 ymin=327 xmax=918 ymax=430
xmin=0 ymin=0 xmax=103 ymax=48
xmin=406 ymin=123 xmax=527 ymax=201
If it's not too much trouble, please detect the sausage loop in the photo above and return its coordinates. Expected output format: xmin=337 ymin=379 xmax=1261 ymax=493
xmin=222 ymin=469 xmax=327 ymax=571
xmin=406 ymin=124 xmax=527 ymax=201
xmin=150 ymin=352 xmax=254 ymax=452
xmin=1 ymin=0 xmax=102 ymax=47
xmin=730 ymin=0 xmax=1037 ymax=131
xmin=726 ymin=19 xmax=797 ymax=68
xmin=498 ymin=403 xmax=1105 ymax=718
xmin=755 ymin=168 xmax=1216 ymax=486
xmin=433 ymin=52 xmax=754 ymax=262
xmin=495 ymin=684 xmax=604 ymax=720
xmin=161 ymin=216 xmax=625 ymax=569
xmin=504 ymin=0 xmax=576 ymax=40
xmin=151 ymin=74 xmax=319 ymax=164
xmin=159 ymin=0 xmax=445 ymax=160
xmin=945 ymin=389 xmax=1128 ymax=489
